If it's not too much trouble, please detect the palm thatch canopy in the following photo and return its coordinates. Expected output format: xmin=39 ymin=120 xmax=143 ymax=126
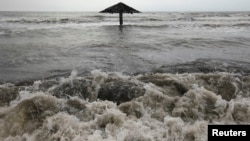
xmin=100 ymin=2 xmax=140 ymax=25
xmin=100 ymin=2 xmax=140 ymax=14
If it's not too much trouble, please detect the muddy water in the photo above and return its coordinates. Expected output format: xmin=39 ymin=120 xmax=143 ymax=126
xmin=1 ymin=70 xmax=250 ymax=141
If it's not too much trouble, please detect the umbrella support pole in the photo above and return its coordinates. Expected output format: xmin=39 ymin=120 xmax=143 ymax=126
xmin=119 ymin=12 xmax=123 ymax=25
xmin=100 ymin=2 xmax=140 ymax=25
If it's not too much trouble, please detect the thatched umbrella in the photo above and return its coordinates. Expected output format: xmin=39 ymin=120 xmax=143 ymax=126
xmin=100 ymin=2 xmax=141 ymax=25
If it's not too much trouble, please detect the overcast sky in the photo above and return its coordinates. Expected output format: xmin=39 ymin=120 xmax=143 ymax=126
xmin=0 ymin=0 xmax=249 ymax=11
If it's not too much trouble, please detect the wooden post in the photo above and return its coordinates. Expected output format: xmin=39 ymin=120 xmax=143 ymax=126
xmin=119 ymin=12 xmax=123 ymax=25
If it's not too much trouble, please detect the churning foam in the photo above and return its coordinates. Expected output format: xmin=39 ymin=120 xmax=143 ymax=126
xmin=0 ymin=70 xmax=250 ymax=141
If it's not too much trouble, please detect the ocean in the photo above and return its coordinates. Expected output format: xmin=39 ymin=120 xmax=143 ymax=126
xmin=0 ymin=11 xmax=250 ymax=141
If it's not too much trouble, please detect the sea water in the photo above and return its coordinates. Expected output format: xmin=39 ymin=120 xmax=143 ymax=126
xmin=0 ymin=12 xmax=250 ymax=141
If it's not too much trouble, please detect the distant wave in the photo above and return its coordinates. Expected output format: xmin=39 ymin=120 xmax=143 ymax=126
xmin=233 ymin=23 xmax=250 ymax=27
xmin=202 ymin=24 xmax=224 ymax=28
xmin=124 ymin=24 xmax=169 ymax=28
xmin=125 ymin=23 xmax=248 ymax=29
xmin=0 ymin=28 xmax=13 ymax=35
xmin=171 ymin=17 xmax=195 ymax=22
xmin=141 ymin=18 xmax=163 ymax=21
xmin=87 ymin=15 xmax=105 ymax=19
xmin=6 ymin=18 xmax=95 ymax=24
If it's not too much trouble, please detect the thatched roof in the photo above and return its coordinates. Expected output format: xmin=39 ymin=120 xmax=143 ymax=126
xmin=100 ymin=2 xmax=140 ymax=14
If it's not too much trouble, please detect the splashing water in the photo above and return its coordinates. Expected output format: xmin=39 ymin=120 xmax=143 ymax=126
xmin=0 ymin=70 xmax=250 ymax=141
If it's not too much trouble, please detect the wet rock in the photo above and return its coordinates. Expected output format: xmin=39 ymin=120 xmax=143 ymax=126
xmin=0 ymin=84 xmax=19 ymax=106
xmin=98 ymin=80 xmax=145 ymax=105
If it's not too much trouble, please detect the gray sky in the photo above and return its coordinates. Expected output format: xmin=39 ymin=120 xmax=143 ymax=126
xmin=0 ymin=0 xmax=249 ymax=11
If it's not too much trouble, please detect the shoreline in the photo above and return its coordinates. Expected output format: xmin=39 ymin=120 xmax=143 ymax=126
xmin=1 ymin=58 xmax=250 ymax=86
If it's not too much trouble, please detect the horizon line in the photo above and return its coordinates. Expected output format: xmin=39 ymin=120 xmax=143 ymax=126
xmin=0 ymin=10 xmax=250 ymax=12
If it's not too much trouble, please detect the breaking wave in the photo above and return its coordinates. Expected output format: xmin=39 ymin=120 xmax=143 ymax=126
xmin=1 ymin=69 xmax=250 ymax=141
xmin=233 ymin=23 xmax=250 ymax=27
xmin=5 ymin=18 xmax=96 ymax=24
